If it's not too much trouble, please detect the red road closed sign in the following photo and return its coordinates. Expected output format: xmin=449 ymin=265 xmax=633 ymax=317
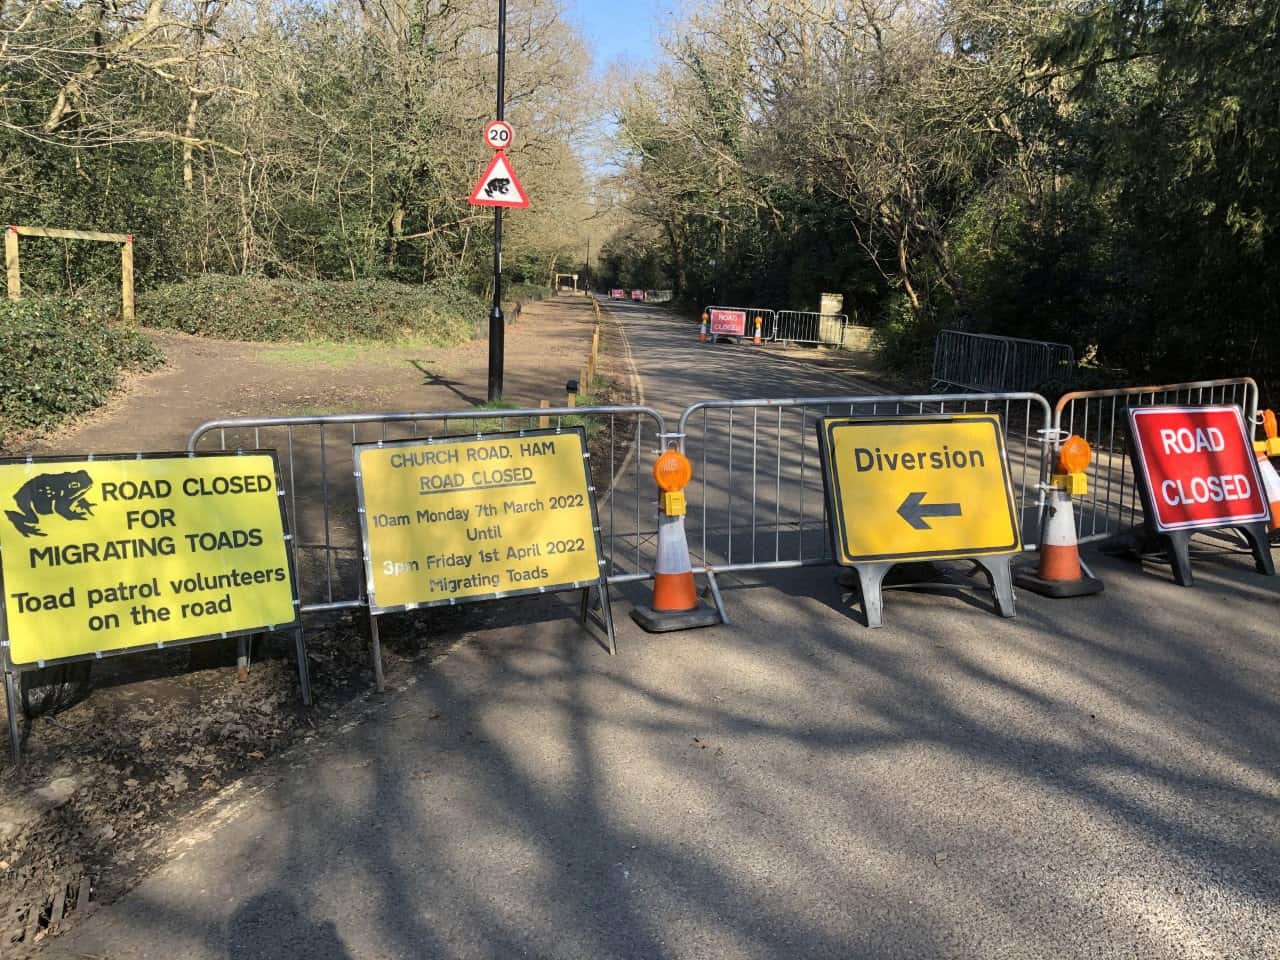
xmin=610 ymin=289 xmax=624 ymax=299
xmin=709 ymin=308 xmax=746 ymax=336
xmin=1128 ymin=405 xmax=1268 ymax=532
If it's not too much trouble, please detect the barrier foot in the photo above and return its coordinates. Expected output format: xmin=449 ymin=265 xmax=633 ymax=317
xmin=1167 ymin=531 xmax=1195 ymax=587
xmin=703 ymin=569 xmax=730 ymax=626
xmin=975 ymin=556 xmax=1017 ymax=617
xmin=1239 ymin=522 xmax=1276 ymax=576
xmin=851 ymin=562 xmax=892 ymax=628
xmin=294 ymin=625 xmax=313 ymax=707
xmin=5 ymin=670 xmax=20 ymax=767
xmin=369 ymin=614 xmax=386 ymax=693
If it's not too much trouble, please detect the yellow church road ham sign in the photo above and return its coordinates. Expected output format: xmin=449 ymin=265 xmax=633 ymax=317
xmin=818 ymin=414 xmax=1022 ymax=564
xmin=354 ymin=428 xmax=604 ymax=614
xmin=0 ymin=452 xmax=298 ymax=668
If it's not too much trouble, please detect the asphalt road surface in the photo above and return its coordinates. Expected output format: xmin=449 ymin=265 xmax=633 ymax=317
xmin=50 ymin=301 xmax=1280 ymax=959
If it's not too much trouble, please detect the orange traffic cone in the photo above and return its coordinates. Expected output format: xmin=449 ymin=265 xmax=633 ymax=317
xmin=753 ymin=315 xmax=763 ymax=345
xmin=631 ymin=450 xmax=721 ymax=632
xmin=1017 ymin=434 xmax=1103 ymax=598
xmin=1017 ymin=486 xmax=1104 ymax=597
xmin=1256 ymin=449 xmax=1280 ymax=531
xmin=699 ymin=312 xmax=709 ymax=343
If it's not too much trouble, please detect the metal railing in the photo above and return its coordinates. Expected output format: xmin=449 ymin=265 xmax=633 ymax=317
xmin=771 ymin=310 xmax=851 ymax=346
xmin=188 ymin=406 xmax=665 ymax=614
xmin=933 ymin=330 xmax=1076 ymax=393
xmin=1053 ymin=378 xmax=1260 ymax=543
xmin=674 ymin=393 xmax=1054 ymax=575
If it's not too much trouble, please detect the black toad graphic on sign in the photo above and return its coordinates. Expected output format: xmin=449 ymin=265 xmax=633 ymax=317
xmin=484 ymin=177 xmax=511 ymax=198
xmin=5 ymin=470 xmax=96 ymax=537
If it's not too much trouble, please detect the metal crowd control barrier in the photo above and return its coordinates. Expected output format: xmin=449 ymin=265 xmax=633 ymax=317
xmin=705 ymin=305 xmax=776 ymax=339
xmin=772 ymin=310 xmax=851 ymax=347
xmin=187 ymin=405 xmax=666 ymax=615
xmin=1053 ymin=378 xmax=1260 ymax=543
xmin=673 ymin=393 xmax=1054 ymax=587
xmin=933 ymin=330 xmax=1075 ymax=393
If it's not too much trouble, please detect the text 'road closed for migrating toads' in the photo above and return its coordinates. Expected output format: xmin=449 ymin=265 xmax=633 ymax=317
xmin=355 ymin=428 xmax=604 ymax=613
xmin=0 ymin=452 xmax=298 ymax=667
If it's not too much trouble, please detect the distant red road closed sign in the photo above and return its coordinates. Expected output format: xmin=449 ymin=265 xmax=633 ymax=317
xmin=1128 ymin=405 xmax=1268 ymax=532
xmin=709 ymin=308 xmax=746 ymax=336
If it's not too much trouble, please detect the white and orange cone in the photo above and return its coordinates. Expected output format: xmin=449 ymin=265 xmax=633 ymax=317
xmin=1256 ymin=449 xmax=1280 ymax=532
xmin=699 ymin=312 xmax=710 ymax=343
xmin=753 ymin=315 xmax=764 ymax=345
xmin=1017 ymin=435 xmax=1104 ymax=598
xmin=631 ymin=450 xmax=721 ymax=632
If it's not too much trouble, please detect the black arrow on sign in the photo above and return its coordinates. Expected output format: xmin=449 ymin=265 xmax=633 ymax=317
xmin=898 ymin=491 xmax=962 ymax=530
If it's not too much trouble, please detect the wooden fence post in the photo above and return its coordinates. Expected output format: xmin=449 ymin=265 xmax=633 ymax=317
xmin=5 ymin=227 xmax=19 ymax=302
xmin=121 ymin=235 xmax=136 ymax=323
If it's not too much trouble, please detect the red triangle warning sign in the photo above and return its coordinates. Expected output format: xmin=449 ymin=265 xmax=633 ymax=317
xmin=468 ymin=152 xmax=529 ymax=208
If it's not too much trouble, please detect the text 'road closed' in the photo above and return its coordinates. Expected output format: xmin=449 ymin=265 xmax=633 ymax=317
xmin=1128 ymin=405 xmax=1268 ymax=532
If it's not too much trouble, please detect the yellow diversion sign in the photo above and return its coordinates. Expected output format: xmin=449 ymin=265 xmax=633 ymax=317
xmin=0 ymin=452 xmax=298 ymax=668
xmin=818 ymin=414 xmax=1021 ymax=563
xmin=355 ymin=428 xmax=604 ymax=613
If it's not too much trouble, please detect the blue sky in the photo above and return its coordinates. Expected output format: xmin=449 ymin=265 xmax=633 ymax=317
xmin=565 ymin=0 xmax=671 ymax=73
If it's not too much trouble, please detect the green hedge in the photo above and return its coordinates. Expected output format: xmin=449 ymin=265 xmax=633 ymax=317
xmin=138 ymin=276 xmax=485 ymax=344
xmin=0 ymin=296 xmax=162 ymax=445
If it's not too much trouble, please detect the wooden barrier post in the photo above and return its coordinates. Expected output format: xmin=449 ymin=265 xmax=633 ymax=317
xmin=5 ymin=226 xmax=134 ymax=320
xmin=121 ymin=235 xmax=136 ymax=324
xmin=5 ymin=226 xmax=19 ymax=302
xmin=539 ymin=399 xmax=551 ymax=428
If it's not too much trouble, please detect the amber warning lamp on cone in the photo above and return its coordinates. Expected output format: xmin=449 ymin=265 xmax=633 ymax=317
xmin=654 ymin=449 xmax=692 ymax=516
xmin=1052 ymin=435 xmax=1091 ymax=496
xmin=1258 ymin=409 xmax=1280 ymax=457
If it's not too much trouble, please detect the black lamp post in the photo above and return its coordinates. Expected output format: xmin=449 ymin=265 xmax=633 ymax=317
xmin=487 ymin=0 xmax=507 ymax=402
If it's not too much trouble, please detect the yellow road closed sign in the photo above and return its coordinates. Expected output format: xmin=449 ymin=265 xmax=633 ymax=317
xmin=818 ymin=414 xmax=1021 ymax=564
xmin=0 ymin=452 xmax=298 ymax=668
xmin=355 ymin=428 xmax=604 ymax=613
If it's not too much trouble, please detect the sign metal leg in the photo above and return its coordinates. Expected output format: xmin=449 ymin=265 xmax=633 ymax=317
xmin=599 ymin=581 xmax=617 ymax=656
xmin=581 ymin=581 xmax=618 ymax=655
xmin=369 ymin=613 xmax=386 ymax=693
xmin=974 ymin=555 xmax=1017 ymax=618
xmin=237 ymin=635 xmax=251 ymax=682
xmin=1239 ymin=523 xmax=1275 ymax=576
xmin=5 ymin=670 xmax=20 ymax=767
xmin=851 ymin=562 xmax=893 ymax=628
xmin=294 ymin=625 xmax=313 ymax=706
xmin=1166 ymin=530 xmax=1195 ymax=587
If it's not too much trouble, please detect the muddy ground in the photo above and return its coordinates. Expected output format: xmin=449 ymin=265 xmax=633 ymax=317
xmin=0 ymin=296 xmax=635 ymax=956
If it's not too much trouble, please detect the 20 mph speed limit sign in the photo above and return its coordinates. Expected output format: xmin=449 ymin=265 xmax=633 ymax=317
xmin=484 ymin=120 xmax=513 ymax=150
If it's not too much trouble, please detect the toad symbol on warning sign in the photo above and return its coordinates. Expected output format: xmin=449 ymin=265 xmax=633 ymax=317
xmin=468 ymin=153 xmax=529 ymax=208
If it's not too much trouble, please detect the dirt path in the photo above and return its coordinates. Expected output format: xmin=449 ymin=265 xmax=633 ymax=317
xmin=0 ymin=294 xmax=629 ymax=956
xmin=16 ymin=296 xmax=601 ymax=456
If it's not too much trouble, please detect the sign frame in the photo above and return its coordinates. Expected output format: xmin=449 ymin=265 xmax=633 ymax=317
xmin=1125 ymin=404 xmax=1274 ymax=586
xmin=0 ymin=449 xmax=308 ymax=765
xmin=352 ymin=426 xmax=616 ymax=659
xmin=816 ymin=413 xmax=1020 ymax=626
xmin=484 ymin=119 xmax=514 ymax=151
